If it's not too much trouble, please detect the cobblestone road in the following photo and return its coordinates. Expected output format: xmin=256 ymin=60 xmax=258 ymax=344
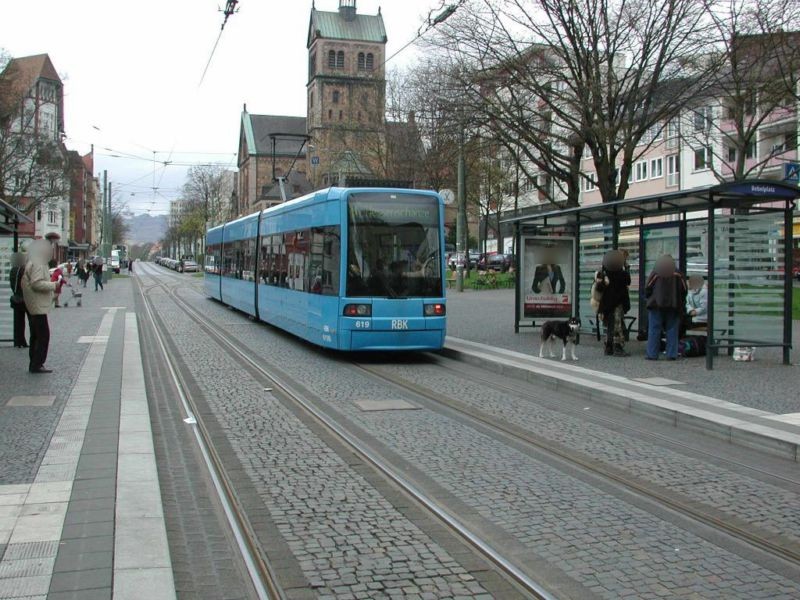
xmin=379 ymin=361 xmax=800 ymax=545
xmin=139 ymin=269 xmax=499 ymax=600
xmin=0 ymin=279 xmax=131 ymax=485
xmin=161 ymin=274 xmax=800 ymax=600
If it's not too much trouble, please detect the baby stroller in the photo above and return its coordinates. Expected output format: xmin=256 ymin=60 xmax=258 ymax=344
xmin=62 ymin=284 xmax=82 ymax=308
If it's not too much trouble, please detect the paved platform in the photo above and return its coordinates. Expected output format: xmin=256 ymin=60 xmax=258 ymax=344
xmin=445 ymin=288 xmax=800 ymax=462
xmin=0 ymin=277 xmax=175 ymax=600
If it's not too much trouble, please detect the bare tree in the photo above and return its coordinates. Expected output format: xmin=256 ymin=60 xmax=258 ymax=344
xmin=0 ymin=53 xmax=70 ymax=215
xmin=182 ymin=164 xmax=234 ymax=227
xmin=430 ymin=0 xmax=714 ymax=206
xmin=680 ymin=0 xmax=800 ymax=181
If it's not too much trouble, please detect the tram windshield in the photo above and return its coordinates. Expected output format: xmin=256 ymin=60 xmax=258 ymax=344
xmin=346 ymin=193 xmax=443 ymax=298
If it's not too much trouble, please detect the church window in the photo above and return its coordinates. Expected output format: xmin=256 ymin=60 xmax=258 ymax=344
xmin=339 ymin=110 xmax=343 ymax=121
xmin=358 ymin=111 xmax=362 ymax=121
xmin=358 ymin=53 xmax=366 ymax=70
xmin=328 ymin=50 xmax=336 ymax=68
xmin=332 ymin=90 xmax=340 ymax=104
xmin=328 ymin=109 xmax=333 ymax=120
xmin=336 ymin=51 xmax=345 ymax=69
xmin=366 ymin=53 xmax=374 ymax=71
xmin=309 ymin=53 xmax=316 ymax=77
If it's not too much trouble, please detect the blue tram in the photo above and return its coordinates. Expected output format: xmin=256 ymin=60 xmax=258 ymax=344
xmin=204 ymin=188 xmax=447 ymax=351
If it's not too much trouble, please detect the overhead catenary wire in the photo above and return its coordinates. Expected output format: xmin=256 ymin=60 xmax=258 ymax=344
xmin=383 ymin=0 xmax=465 ymax=66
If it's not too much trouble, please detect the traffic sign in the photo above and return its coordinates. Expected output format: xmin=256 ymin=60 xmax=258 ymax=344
xmin=311 ymin=156 xmax=320 ymax=165
xmin=783 ymin=162 xmax=799 ymax=182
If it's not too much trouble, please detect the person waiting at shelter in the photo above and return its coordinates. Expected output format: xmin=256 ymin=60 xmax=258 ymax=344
xmin=596 ymin=249 xmax=631 ymax=357
xmin=685 ymin=275 xmax=708 ymax=329
xmin=645 ymin=255 xmax=687 ymax=360
xmin=9 ymin=252 xmax=28 ymax=348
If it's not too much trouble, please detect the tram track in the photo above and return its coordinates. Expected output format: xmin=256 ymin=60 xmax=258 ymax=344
xmin=426 ymin=356 xmax=800 ymax=488
xmin=139 ymin=263 xmax=800 ymax=593
xmin=350 ymin=360 xmax=800 ymax=569
xmin=137 ymin=264 xmax=554 ymax=600
xmin=136 ymin=269 xmax=284 ymax=600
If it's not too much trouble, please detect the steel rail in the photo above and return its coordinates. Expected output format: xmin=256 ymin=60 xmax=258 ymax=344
xmin=136 ymin=265 xmax=284 ymax=600
xmin=149 ymin=270 xmax=555 ymax=600
xmin=352 ymin=361 xmax=800 ymax=568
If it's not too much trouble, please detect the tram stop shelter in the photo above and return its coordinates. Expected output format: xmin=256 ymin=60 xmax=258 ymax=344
xmin=504 ymin=180 xmax=798 ymax=369
xmin=1 ymin=198 xmax=33 ymax=345
xmin=0 ymin=197 xmax=32 ymax=251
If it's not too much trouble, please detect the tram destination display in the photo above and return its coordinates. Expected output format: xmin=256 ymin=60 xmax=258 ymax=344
xmin=519 ymin=236 xmax=575 ymax=319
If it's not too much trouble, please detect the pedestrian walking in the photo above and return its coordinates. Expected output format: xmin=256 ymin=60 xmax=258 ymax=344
xmin=128 ymin=258 xmax=134 ymax=274
xmin=596 ymin=249 xmax=631 ymax=357
xmin=645 ymin=255 xmax=687 ymax=360
xmin=21 ymin=239 xmax=59 ymax=374
xmin=9 ymin=252 xmax=28 ymax=348
xmin=49 ymin=260 xmax=64 ymax=308
xmin=76 ymin=259 xmax=88 ymax=288
xmin=93 ymin=257 xmax=104 ymax=291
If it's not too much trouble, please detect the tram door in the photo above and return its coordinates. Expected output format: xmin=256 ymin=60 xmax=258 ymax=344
xmin=638 ymin=224 xmax=683 ymax=338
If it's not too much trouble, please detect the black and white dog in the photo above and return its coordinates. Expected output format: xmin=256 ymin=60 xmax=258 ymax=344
xmin=539 ymin=317 xmax=581 ymax=361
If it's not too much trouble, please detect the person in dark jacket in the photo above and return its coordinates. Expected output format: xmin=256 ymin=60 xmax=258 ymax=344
xmin=645 ymin=255 xmax=687 ymax=360
xmin=596 ymin=249 xmax=631 ymax=356
xmin=9 ymin=252 xmax=28 ymax=348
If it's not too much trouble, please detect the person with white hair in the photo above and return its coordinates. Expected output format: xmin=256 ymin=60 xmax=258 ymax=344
xmin=21 ymin=239 xmax=59 ymax=374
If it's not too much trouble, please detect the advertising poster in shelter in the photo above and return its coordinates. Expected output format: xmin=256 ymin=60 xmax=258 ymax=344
xmin=520 ymin=237 xmax=574 ymax=319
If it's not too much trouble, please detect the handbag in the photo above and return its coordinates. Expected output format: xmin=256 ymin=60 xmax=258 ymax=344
xmin=10 ymin=268 xmax=24 ymax=308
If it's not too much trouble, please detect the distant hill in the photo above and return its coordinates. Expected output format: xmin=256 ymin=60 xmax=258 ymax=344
xmin=125 ymin=213 xmax=168 ymax=244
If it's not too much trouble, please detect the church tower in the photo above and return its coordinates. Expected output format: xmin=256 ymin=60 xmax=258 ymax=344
xmin=307 ymin=0 xmax=387 ymax=187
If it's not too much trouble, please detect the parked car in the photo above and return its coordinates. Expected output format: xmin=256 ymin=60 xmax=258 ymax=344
xmin=477 ymin=253 xmax=514 ymax=272
xmin=448 ymin=250 xmax=481 ymax=270
xmin=180 ymin=259 xmax=199 ymax=273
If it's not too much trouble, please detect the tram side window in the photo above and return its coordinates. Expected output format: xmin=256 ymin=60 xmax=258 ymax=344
xmin=205 ymin=243 xmax=220 ymax=275
xmin=222 ymin=243 xmax=235 ymax=278
xmin=270 ymin=235 xmax=282 ymax=285
xmin=259 ymin=236 xmax=271 ymax=284
xmin=286 ymin=230 xmax=309 ymax=292
xmin=242 ymin=237 xmax=257 ymax=282
xmin=309 ymin=226 xmax=340 ymax=296
xmin=235 ymin=240 xmax=245 ymax=280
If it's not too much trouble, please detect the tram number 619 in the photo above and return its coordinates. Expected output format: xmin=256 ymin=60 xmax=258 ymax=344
xmin=355 ymin=320 xmax=371 ymax=329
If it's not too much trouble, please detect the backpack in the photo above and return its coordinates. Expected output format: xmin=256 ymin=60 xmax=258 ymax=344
xmin=679 ymin=335 xmax=706 ymax=357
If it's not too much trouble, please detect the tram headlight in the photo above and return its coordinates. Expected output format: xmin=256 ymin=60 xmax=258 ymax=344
xmin=424 ymin=303 xmax=446 ymax=316
xmin=344 ymin=304 xmax=372 ymax=317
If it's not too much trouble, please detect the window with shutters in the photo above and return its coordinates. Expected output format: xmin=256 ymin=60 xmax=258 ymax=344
xmin=366 ymin=53 xmax=374 ymax=70
xmin=328 ymin=50 xmax=336 ymax=68
xmin=336 ymin=51 xmax=344 ymax=69
xmin=358 ymin=52 xmax=365 ymax=70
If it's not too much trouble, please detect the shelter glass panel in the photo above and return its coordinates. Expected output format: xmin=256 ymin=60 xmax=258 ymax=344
xmin=713 ymin=212 xmax=785 ymax=345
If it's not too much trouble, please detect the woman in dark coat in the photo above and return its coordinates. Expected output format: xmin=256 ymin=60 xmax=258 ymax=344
xmin=9 ymin=252 xmax=28 ymax=348
xmin=596 ymin=249 xmax=631 ymax=356
xmin=645 ymin=255 xmax=687 ymax=360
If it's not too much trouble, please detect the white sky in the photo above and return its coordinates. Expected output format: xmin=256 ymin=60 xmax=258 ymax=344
xmin=1 ymin=0 xmax=441 ymax=215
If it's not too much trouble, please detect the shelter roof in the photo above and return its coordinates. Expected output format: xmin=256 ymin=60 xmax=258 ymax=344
xmin=502 ymin=180 xmax=800 ymax=229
